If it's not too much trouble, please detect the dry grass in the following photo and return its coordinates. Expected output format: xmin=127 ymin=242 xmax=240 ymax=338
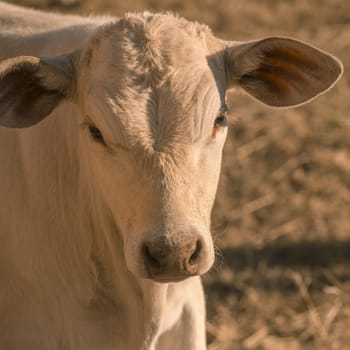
xmin=6 ymin=0 xmax=350 ymax=348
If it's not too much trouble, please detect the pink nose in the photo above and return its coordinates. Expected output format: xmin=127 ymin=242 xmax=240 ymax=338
xmin=142 ymin=235 xmax=204 ymax=281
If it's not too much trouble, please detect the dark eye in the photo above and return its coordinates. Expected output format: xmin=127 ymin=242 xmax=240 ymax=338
xmin=214 ymin=113 xmax=227 ymax=128
xmin=88 ymin=124 xmax=104 ymax=143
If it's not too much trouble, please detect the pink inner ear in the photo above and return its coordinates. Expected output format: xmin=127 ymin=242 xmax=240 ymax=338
xmin=231 ymin=37 xmax=343 ymax=107
xmin=264 ymin=46 xmax=322 ymax=68
xmin=241 ymin=69 xmax=291 ymax=97
xmin=261 ymin=54 xmax=316 ymax=78
xmin=242 ymin=47 xmax=321 ymax=97
xmin=247 ymin=46 xmax=324 ymax=92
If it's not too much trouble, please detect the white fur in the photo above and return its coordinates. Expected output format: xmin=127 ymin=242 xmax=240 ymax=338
xmin=0 ymin=3 xmax=225 ymax=349
xmin=0 ymin=2 xmax=342 ymax=350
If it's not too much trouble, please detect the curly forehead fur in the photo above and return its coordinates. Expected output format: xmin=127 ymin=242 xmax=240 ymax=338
xmin=82 ymin=12 xmax=215 ymax=80
xmin=78 ymin=12 xmax=223 ymax=158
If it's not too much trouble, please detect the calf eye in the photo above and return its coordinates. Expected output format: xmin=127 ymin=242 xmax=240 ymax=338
xmin=88 ymin=124 xmax=104 ymax=143
xmin=214 ymin=104 xmax=228 ymax=129
xmin=214 ymin=114 xmax=227 ymax=128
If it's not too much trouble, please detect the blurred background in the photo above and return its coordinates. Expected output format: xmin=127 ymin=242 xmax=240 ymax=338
xmin=5 ymin=0 xmax=350 ymax=349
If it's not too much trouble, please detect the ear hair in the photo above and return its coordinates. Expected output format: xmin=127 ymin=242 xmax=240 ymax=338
xmin=0 ymin=53 xmax=76 ymax=128
xmin=224 ymin=37 xmax=343 ymax=107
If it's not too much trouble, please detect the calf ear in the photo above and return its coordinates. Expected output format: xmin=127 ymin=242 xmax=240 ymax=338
xmin=225 ymin=37 xmax=343 ymax=107
xmin=0 ymin=54 xmax=75 ymax=128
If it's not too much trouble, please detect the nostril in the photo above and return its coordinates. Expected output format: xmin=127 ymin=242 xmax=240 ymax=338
xmin=188 ymin=238 xmax=202 ymax=266
xmin=143 ymin=236 xmax=205 ymax=278
xmin=143 ymin=243 xmax=162 ymax=272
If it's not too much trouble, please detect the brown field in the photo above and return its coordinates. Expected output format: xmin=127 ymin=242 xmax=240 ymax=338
xmin=6 ymin=0 xmax=350 ymax=349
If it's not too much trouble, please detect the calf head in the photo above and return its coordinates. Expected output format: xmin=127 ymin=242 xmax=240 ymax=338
xmin=0 ymin=13 xmax=342 ymax=282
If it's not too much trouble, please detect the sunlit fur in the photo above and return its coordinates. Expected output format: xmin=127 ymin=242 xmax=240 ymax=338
xmin=0 ymin=3 xmax=226 ymax=349
xmin=75 ymin=14 xmax=228 ymax=280
xmin=0 ymin=2 xmax=342 ymax=349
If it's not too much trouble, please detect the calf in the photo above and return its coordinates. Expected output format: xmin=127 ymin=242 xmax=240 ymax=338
xmin=0 ymin=2 xmax=342 ymax=349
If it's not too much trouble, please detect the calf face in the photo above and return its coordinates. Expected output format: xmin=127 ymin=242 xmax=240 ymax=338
xmin=0 ymin=13 xmax=342 ymax=282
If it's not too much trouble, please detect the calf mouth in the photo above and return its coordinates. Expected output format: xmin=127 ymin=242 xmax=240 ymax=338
xmin=146 ymin=273 xmax=197 ymax=283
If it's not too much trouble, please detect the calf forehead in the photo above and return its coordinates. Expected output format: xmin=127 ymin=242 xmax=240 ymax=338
xmin=88 ymin=12 xmax=214 ymax=73
xmin=83 ymin=13 xmax=223 ymax=149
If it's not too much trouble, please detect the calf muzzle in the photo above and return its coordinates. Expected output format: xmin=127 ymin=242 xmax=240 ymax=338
xmin=142 ymin=235 xmax=204 ymax=282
